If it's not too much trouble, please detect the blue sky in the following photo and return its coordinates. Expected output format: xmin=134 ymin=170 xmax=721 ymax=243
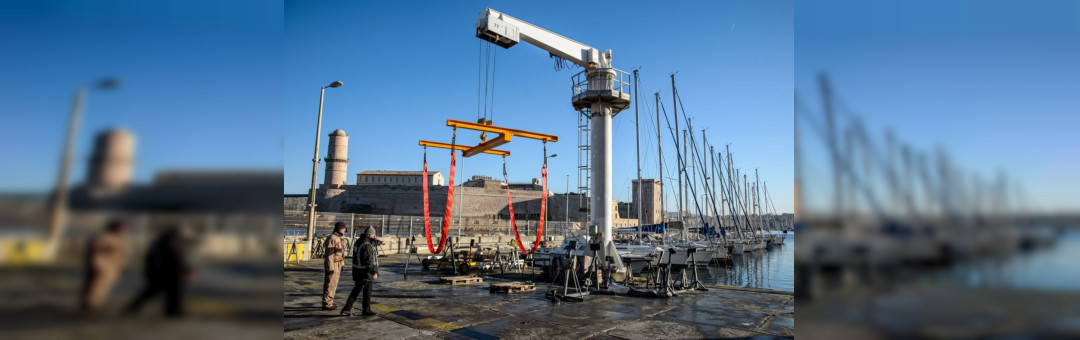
xmin=0 ymin=1 xmax=283 ymax=190
xmin=284 ymin=1 xmax=794 ymax=213
xmin=796 ymin=0 xmax=1080 ymax=213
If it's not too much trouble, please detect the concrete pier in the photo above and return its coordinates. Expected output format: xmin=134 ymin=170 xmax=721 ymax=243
xmin=284 ymin=254 xmax=795 ymax=339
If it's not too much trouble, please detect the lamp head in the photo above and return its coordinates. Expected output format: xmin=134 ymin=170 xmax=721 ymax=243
xmin=97 ymin=78 xmax=121 ymax=90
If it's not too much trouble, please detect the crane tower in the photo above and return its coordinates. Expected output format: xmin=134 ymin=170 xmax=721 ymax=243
xmin=476 ymin=8 xmax=632 ymax=268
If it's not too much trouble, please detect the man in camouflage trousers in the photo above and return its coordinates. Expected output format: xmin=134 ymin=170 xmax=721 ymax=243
xmin=322 ymin=222 xmax=348 ymax=309
xmin=341 ymin=226 xmax=379 ymax=316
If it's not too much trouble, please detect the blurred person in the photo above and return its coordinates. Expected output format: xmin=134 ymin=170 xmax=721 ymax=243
xmin=80 ymin=219 xmax=130 ymax=313
xmin=340 ymin=226 xmax=378 ymax=317
xmin=124 ymin=225 xmax=196 ymax=317
xmin=321 ymin=222 xmax=347 ymax=310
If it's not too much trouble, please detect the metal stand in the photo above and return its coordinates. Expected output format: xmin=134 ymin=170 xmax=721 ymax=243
xmin=493 ymin=248 xmax=505 ymax=274
xmin=286 ymin=240 xmax=301 ymax=265
xmin=586 ymin=242 xmax=604 ymax=291
xmin=402 ymin=238 xmax=425 ymax=279
xmin=654 ymin=247 xmax=677 ymax=297
xmin=683 ymin=247 xmax=708 ymax=291
xmin=547 ymin=240 xmax=587 ymax=302
xmin=449 ymin=238 xmax=458 ymax=275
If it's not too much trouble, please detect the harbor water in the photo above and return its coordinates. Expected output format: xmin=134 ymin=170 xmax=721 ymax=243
xmin=703 ymin=232 xmax=794 ymax=292
xmin=909 ymin=227 xmax=1080 ymax=292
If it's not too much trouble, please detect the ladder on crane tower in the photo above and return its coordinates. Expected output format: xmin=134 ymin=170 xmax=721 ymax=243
xmin=577 ymin=109 xmax=591 ymax=216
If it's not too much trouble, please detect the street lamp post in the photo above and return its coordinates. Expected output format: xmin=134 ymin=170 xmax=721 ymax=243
xmin=306 ymin=81 xmax=343 ymax=259
xmin=48 ymin=78 xmax=120 ymax=257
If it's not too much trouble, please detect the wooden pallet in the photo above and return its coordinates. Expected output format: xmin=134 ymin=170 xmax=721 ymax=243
xmin=489 ymin=282 xmax=536 ymax=294
xmin=440 ymin=276 xmax=483 ymax=285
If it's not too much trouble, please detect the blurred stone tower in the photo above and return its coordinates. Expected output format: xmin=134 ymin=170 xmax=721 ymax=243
xmin=87 ymin=128 xmax=135 ymax=195
xmin=632 ymin=179 xmax=663 ymax=224
xmin=324 ymin=129 xmax=349 ymax=187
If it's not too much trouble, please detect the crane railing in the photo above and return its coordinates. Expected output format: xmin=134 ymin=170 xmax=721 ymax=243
xmin=570 ymin=68 xmax=632 ymax=105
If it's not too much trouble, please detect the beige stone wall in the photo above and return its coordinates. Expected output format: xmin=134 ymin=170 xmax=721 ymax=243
xmin=316 ymin=184 xmax=554 ymax=219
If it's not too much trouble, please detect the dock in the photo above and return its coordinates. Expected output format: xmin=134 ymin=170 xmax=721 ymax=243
xmin=284 ymin=254 xmax=795 ymax=339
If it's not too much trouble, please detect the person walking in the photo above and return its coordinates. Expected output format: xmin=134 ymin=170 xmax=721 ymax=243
xmin=340 ymin=226 xmax=379 ymax=316
xmin=80 ymin=219 xmax=129 ymax=313
xmin=322 ymin=222 xmax=347 ymax=309
xmin=124 ymin=225 xmax=196 ymax=317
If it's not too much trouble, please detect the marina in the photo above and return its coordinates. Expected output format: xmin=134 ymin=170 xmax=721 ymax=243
xmin=282 ymin=4 xmax=794 ymax=339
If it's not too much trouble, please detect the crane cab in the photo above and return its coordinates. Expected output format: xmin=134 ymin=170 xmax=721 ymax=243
xmin=476 ymin=9 xmax=518 ymax=48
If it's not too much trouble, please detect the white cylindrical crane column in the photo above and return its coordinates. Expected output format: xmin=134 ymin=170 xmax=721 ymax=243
xmin=590 ymin=104 xmax=613 ymax=260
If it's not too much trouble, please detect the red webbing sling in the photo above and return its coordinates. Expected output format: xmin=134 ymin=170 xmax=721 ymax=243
xmin=503 ymin=142 xmax=548 ymax=255
xmin=422 ymin=128 xmax=456 ymax=254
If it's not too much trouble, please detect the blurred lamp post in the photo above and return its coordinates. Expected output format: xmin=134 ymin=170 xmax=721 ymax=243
xmin=306 ymin=81 xmax=343 ymax=258
xmin=49 ymin=78 xmax=121 ymax=255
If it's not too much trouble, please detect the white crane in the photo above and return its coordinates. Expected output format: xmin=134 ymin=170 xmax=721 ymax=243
xmin=477 ymin=8 xmax=632 ymax=272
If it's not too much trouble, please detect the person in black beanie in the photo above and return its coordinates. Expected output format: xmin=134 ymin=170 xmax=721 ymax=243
xmin=341 ymin=226 xmax=379 ymax=316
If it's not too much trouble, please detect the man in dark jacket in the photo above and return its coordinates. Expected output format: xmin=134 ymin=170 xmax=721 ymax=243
xmin=124 ymin=225 xmax=195 ymax=317
xmin=341 ymin=226 xmax=378 ymax=316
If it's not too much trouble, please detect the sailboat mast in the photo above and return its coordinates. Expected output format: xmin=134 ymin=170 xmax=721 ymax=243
xmin=745 ymin=174 xmax=752 ymax=236
xmin=712 ymin=147 xmax=724 ymax=237
xmin=654 ymin=92 xmax=665 ymax=244
xmin=755 ymin=169 xmax=763 ymax=235
xmin=672 ymin=75 xmax=683 ymax=230
xmin=682 ymin=129 xmax=689 ymax=241
xmin=633 ymin=70 xmax=643 ymax=243
xmin=701 ymin=131 xmax=724 ymax=241
xmin=725 ymin=144 xmax=743 ymax=239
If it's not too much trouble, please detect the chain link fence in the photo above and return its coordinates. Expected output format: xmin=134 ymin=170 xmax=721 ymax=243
xmin=286 ymin=210 xmax=582 ymax=257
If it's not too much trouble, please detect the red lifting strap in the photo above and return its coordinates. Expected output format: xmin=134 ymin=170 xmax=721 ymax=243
xmin=422 ymin=145 xmax=455 ymax=255
xmin=504 ymin=158 xmax=547 ymax=255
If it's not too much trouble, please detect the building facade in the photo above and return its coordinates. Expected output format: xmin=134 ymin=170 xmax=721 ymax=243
xmin=356 ymin=171 xmax=445 ymax=186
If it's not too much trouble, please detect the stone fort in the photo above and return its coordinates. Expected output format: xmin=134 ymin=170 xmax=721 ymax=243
xmin=289 ymin=129 xmax=662 ymax=225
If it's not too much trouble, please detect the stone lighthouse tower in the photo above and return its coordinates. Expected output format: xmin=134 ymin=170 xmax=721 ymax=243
xmin=87 ymin=128 xmax=135 ymax=195
xmin=324 ymin=129 xmax=349 ymax=188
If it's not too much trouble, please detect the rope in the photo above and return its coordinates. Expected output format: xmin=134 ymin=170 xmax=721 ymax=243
xmin=490 ymin=47 xmax=497 ymax=123
xmin=422 ymin=128 xmax=457 ymax=254
xmin=477 ymin=39 xmax=483 ymax=121
xmin=502 ymin=142 xmax=548 ymax=255
xmin=483 ymin=43 xmax=491 ymax=121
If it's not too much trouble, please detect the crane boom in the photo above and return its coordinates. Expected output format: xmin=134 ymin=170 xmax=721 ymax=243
xmin=476 ymin=8 xmax=611 ymax=69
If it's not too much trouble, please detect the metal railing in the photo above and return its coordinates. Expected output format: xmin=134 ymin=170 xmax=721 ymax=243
xmin=284 ymin=211 xmax=583 ymax=240
xmin=570 ymin=68 xmax=632 ymax=100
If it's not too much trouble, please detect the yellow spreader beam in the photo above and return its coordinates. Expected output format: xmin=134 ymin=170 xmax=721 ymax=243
xmin=418 ymin=140 xmax=510 ymax=156
xmin=445 ymin=119 xmax=558 ymax=157
xmin=419 ymin=119 xmax=558 ymax=158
